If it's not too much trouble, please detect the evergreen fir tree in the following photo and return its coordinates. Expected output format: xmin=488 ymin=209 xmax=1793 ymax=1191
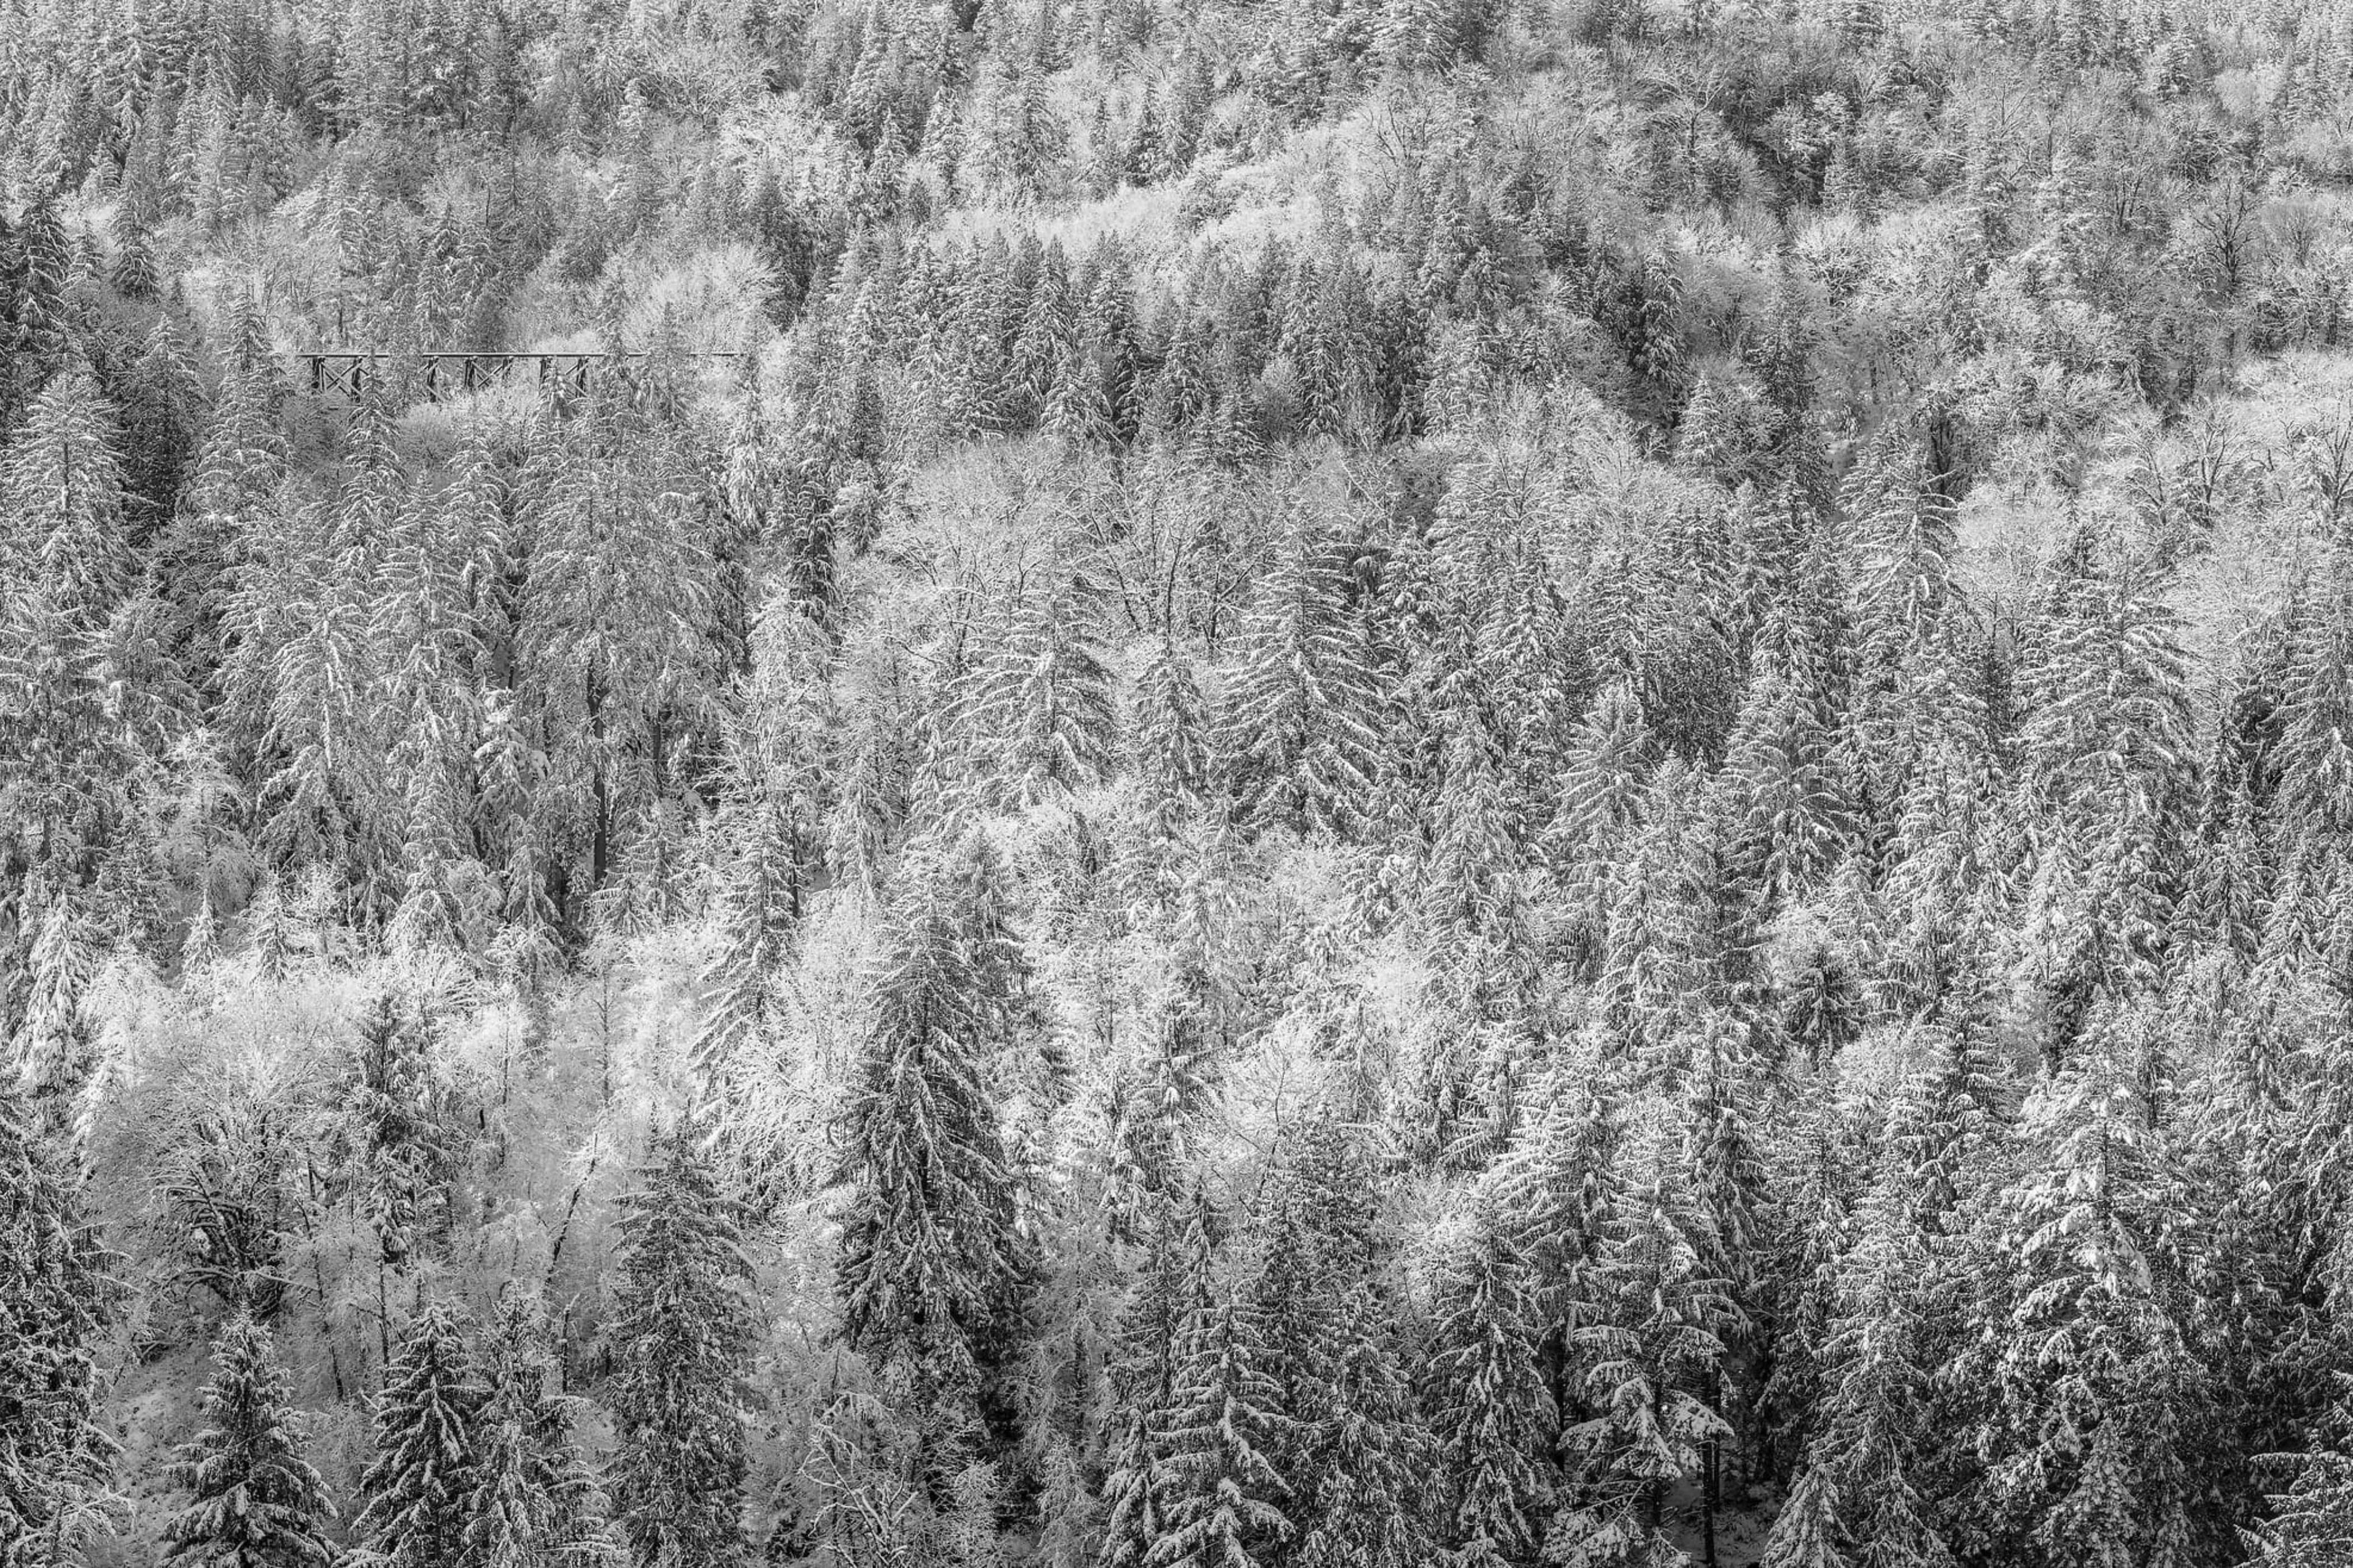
xmin=607 ymin=1124 xmax=756 ymax=1568
xmin=963 ymin=568 xmax=1119 ymax=810
xmin=1291 ymin=1281 xmax=1432 ymax=1568
xmin=1219 ymin=529 xmax=1387 ymax=839
xmin=836 ymin=850 xmax=1024 ymax=1460
xmin=1099 ymin=1203 xmax=1193 ymax=1568
xmin=1422 ymin=1199 xmax=1553 ymax=1567
xmin=2246 ymin=1382 xmax=2353 ymax=1568
xmin=354 ymin=1298 xmax=485 ymax=1568
xmin=10 ymin=896 xmax=98 ymax=1118
xmin=1944 ymin=1009 xmax=2213 ymax=1567
xmin=0 ymin=1084 xmax=125 ymax=1565
xmin=468 ymin=1286 xmax=618 ymax=1568
xmin=164 ymin=1314 xmax=336 ymax=1568
xmin=1153 ymin=1212 xmax=1292 ymax=1568
xmin=1133 ymin=633 xmax=1213 ymax=831
xmin=2013 ymin=538 xmax=2195 ymax=1044
xmin=1552 ymin=1110 xmax=1735 ymax=1568
xmin=691 ymin=600 xmax=833 ymax=1085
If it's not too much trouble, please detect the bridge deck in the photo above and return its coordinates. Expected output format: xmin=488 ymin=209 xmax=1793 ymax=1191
xmin=287 ymin=351 xmax=751 ymax=402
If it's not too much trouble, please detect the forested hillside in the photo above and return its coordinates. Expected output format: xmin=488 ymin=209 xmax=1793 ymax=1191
xmin=7 ymin=0 xmax=2353 ymax=1563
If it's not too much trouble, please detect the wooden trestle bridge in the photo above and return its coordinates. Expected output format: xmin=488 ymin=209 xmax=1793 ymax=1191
xmin=288 ymin=349 xmax=750 ymax=403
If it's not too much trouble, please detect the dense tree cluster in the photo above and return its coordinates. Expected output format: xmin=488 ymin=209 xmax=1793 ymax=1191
xmin=13 ymin=0 xmax=2353 ymax=1565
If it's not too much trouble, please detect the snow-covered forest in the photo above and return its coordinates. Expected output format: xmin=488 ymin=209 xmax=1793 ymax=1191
xmin=7 ymin=0 xmax=2353 ymax=1563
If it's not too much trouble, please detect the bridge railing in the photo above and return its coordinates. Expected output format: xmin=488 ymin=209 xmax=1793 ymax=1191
xmin=288 ymin=351 xmax=751 ymax=404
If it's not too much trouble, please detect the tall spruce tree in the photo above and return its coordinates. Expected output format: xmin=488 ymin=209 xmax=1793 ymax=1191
xmin=1218 ymin=528 xmax=1388 ymax=839
xmin=469 ymin=1286 xmax=616 ymax=1568
xmin=355 ymin=1298 xmax=485 ymax=1568
xmin=164 ymin=1314 xmax=336 ymax=1568
xmin=1422 ymin=1197 xmax=1554 ymax=1568
xmin=1151 ymin=1193 xmax=1292 ymax=1568
xmin=1552 ymin=1112 xmax=1736 ymax=1568
xmin=0 ymin=1085 xmax=125 ymax=1566
xmin=607 ymin=1124 xmax=756 ymax=1568
xmin=836 ymin=839 xmax=1027 ymax=1463
xmin=1098 ymin=1199 xmax=1194 ymax=1568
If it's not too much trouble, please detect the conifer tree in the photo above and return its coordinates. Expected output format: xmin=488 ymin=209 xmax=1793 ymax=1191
xmin=1766 ymin=1102 xmax=1960 ymax=1568
xmin=1133 ymin=634 xmax=1212 ymax=832
xmin=468 ymin=1286 xmax=617 ymax=1568
xmin=1219 ymin=530 xmax=1387 ymax=839
xmin=164 ymin=1314 xmax=336 ymax=1568
xmin=692 ymin=600 xmax=833 ymax=1083
xmin=0 ymin=1085 xmax=125 ymax=1565
xmin=11 ymin=896 xmax=98 ymax=1118
xmin=1553 ymin=1111 xmax=1735 ymax=1568
xmin=336 ymin=994 xmax=456 ymax=1271
xmin=1422 ymin=1199 xmax=1553 ymax=1567
xmin=607 ymin=1124 xmax=756 ymax=1568
xmin=1874 ymin=629 xmax=1999 ymax=1019
xmin=2013 ymin=538 xmax=2195 ymax=1044
xmin=1424 ymin=723 xmax=1524 ymax=948
xmin=511 ymin=401 xmax=723 ymax=897
xmin=964 ymin=569 xmax=1119 ymax=810
xmin=836 ymin=849 xmax=1024 ymax=1460
xmin=355 ymin=1298 xmax=485 ymax=1568
xmin=2277 ymin=548 xmax=2353 ymax=838
xmin=1720 ymin=614 xmax=1850 ymax=909
xmin=1099 ymin=1204 xmax=1193 ymax=1568
xmin=1550 ymin=679 xmax=1656 ymax=927
xmin=1944 ymin=1030 xmax=2213 ymax=1568
xmin=1153 ymin=1207 xmax=1292 ymax=1568
xmin=1492 ymin=1063 xmax=1620 ymax=1441
xmin=2 ymin=360 xmax=133 ymax=616
xmin=163 ymin=353 xmax=287 ymax=687
xmin=1291 ymin=1280 xmax=1432 ymax=1568
xmin=2246 ymin=1383 xmax=2353 ymax=1568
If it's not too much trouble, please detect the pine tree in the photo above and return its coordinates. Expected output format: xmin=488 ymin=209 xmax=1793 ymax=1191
xmin=1764 ymin=1181 xmax=1952 ymax=1568
xmin=336 ymin=995 xmax=456 ymax=1271
xmin=1153 ymin=1211 xmax=1292 ymax=1568
xmin=355 ymin=1298 xmax=485 ymax=1568
xmin=1873 ymin=628 xmax=1999 ymax=1020
xmin=1720 ymin=612 xmax=1850 ymax=909
xmin=963 ymin=568 xmax=1119 ymax=811
xmin=0 ymin=360 xmax=143 ymax=906
xmin=1422 ymin=1199 xmax=1553 ymax=1566
xmin=1550 ymin=679 xmax=1656 ymax=928
xmin=512 ymin=401 xmax=722 ymax=897
xmin=468 ymin=1286 xmax=617 ymax=1568
xmin=2246 ymin=1382 xmax=2353 ymax=1567
xmin=1291 ymin=1281 xmax=1432 ymax=1568
xmin=1099 ymin=1205 xmax=1193 ymax=1568
xmin=164 ymin=1314 xmax=336 ymax=1568
xmin=0 ymin=1085 xmax=126 ymax=1565
xmin=1492 ymin=1063 xmax=1620 ymax=1427
xmin=2013 ymin=538 xmax=2195 ymax=1048
xmin=1760 ymin=1464 xmax=1848 ymax=1568
xmin=0 ymin=359 xmax=135 ymax=622
xmin=10 ymin=896 xmax=98 ymax=1118
xmin=164 ymin=354 xmax=287 ymax=686
xmin=1424 ymin=723 xmax=1523 ymax=947
xmin=1945 ymin=1010 xmax=2210 ymax=1568
xmin=1133 ymin=635 xmax=1212 ymax=830
xmin=1240 ymin=1133 xmax=1357 ymax=1507
xmin=1219 ymin=530 xmax=1387 ymax=839
xmin=2277 ymin=548 xmax=2353 ymax=838
xmin=692 ymin=600 xmax=833 ymax=1084
xmin=1553 ymin=1110 xmax=1735 ymax=1568
xmin=836 ymin=851 xmax=1023 ymax=1458
xmin=607 ymin=1124 xmax=756 ymax=1568
xmin=117 ymin=315 xmax=205 ymax=541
